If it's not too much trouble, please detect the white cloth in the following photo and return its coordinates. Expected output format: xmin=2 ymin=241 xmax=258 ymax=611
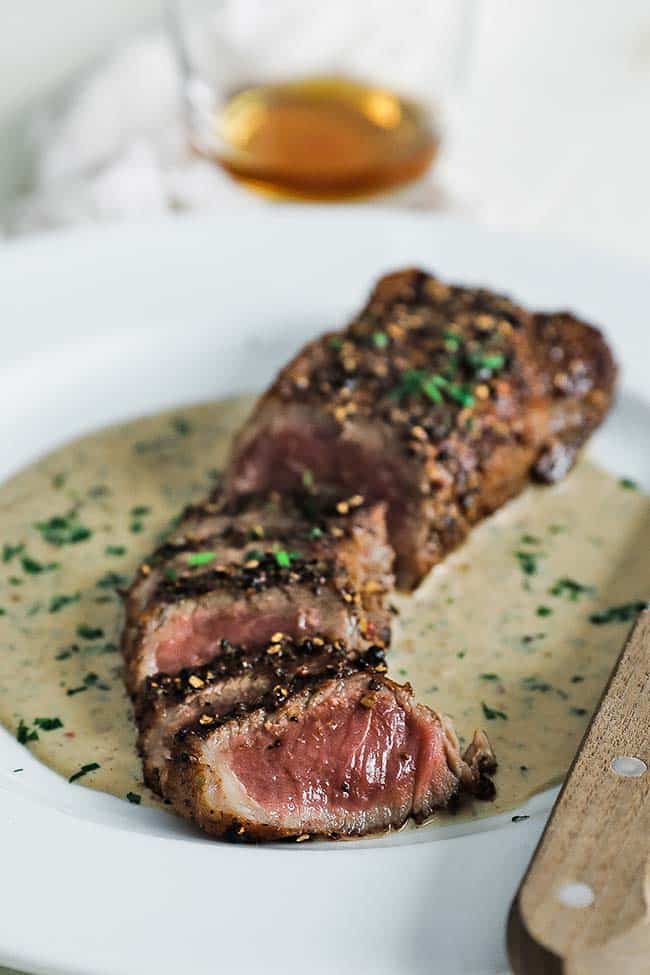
xmin=7 ymin=1 xmax=650 ymax=263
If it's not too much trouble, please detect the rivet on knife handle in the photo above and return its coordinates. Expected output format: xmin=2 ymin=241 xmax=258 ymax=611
xmin=507 ymin=609 xmax=650 ymax=975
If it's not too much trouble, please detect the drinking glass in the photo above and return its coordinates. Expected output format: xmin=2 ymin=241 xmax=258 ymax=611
xmin=167 ymin=0 xmax=473 ymax=200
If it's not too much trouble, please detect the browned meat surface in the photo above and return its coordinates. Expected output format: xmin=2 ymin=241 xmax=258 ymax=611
xmin=122 ymin=492 xmax=393 ymax=693
xmin=226 ymin=269 xmax=616 ymax=589
xmin=137 ymin=636 xmax=386 ymax=794
xmin=163 ymin=660 xmax=496 ymax=841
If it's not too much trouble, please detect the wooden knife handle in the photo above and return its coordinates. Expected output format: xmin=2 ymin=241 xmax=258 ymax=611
xmin=507 ymin=609 xmax=650 ymax=975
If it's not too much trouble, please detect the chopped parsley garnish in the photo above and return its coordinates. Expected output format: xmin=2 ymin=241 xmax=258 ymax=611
xmin=467 ymin=351 xmax=506 ymax=376
xmin=481 ymin=701 xmax=508 ymax=721
xmin=9 ymin=576 xmax=23 ymax=586
xmin=69 ymin=762 xmax=100 ymax=783
xmin=514 ymin=550 xmax=542 ymax=576
xmin=570 ymin=707 xmax=588 ymax=717
xmin=16 ymin=719 xmax=38 ymax=744
xmin=512 ymin=815 xmax=530 ymax=823
xmin=66 ymin=672 xmax=108 ymax=696
xmin=480 ymin=673 xmax=500 ymax=681
xmin=372 ymin=331 xmax=389 ymax=349
xmin=328 ymin=337 xmax=343 ymax=351
xmin=548 ymin=523 xmax=567 ymax=535
xmin=570 ymin=674 xmax=584 ymax=683
xmin=35 ymin=511 xmax=92 ymax=546
xmin=521 ymin=675 xmax=552 ymax=693
xmin=537 ymin=605 xmax=553 ymax=617
xmin=129 ymin=521 xmax=143 ymax=534
xmin=105 ymin=545 xmax=126 ymax=556
xmin=21 ymin=555 xmax=60 ymax=575
xmin=56 ymin=644 xmax=80 ymax=660
xmin=456 ymin=650 xmax=466 ymax=659
xmin=126 ymin=791 xmax=141 ymax=804
xmin=309 ymin=526 xmax=323 ymax=540
xmin=389 ymin=369 xmax=475 ymax=408
xmin=49 ymin=592 xmax=80 ymax=614
xmin=52 ymin=472 xmax=67 ymax=489
xmin=164 ymin=567 xmax=178 ymax=582
xmin=442 ymin=330 xmax=461 ymax=352
xmin=589 ymin=601 xmax=648 ymax=625
xmin=187 ymin=551 xmax=216 ymax=567
xmin=34 ymin=717 xmax=63 ymax=731
xmin=520 ymin=534 xmax=541 ymax=546
xmin=274 ymin=549 xmax=299 ymax=568
xmin=245 ymin=549 xmax=264 ymax=563
xmin=171 ymin=416 xmax=192 ymax=436
xmin=96 ymin=571 xmax=128 ymax=590
xmin=619 ymin=477 xmax=639 ymax=491
xmin=130 ymin=505 xmax=151 ymax=517
xmin=2 ymin=543 xmax=24 ymax=563
xmin=550 ymin=577 xmax=595 ymax=601
xmin=0 ymin=607 xmax=6 ymax=616
xmin=76 ymin=624 xmax=104 ymax=640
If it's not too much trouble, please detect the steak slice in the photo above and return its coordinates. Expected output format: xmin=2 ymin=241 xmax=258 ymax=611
xmin=138 ymin=636 xmax=386 ymax=794
xmin=123 ymin=493 xmax=393 ymax=692
xmin=226 ymin=268 xmax=616 ymax=589
xmin=163 ymin=667 xmax=496 ymax=841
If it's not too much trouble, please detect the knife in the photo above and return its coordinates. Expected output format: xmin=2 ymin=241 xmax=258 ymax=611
xmin=507 ymin=609 xmax=650 ymax=974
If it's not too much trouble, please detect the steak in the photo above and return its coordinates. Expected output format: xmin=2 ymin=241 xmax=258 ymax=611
xmin=122 ymin=492 xmax=393 ymax=693
xmin=226 ymin=269 xmax=616 ymax=589
xmin=163 ymin=662 xmax=496 ymax=841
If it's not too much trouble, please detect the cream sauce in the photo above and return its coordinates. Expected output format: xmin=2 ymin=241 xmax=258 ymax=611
xmin=0 ymin=396 xmax=648 ymax=823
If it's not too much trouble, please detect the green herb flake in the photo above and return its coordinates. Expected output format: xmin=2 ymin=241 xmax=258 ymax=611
xmin=372 ymin=331 xmax=389 ymax=349
xmin=274 ymin=549 xmax=295 ymax=568
xmin=2 ymin=543 xmax=24 ymax=563
xmin=456 ymin=650 xmax=467 ymax=659
xmin=130 ymin=505 xmax=151 ymax=517
xmin=245 ymin=549 xmax=264 ymax=563
xmin=520 ymin=534 xmax=541 ymax=546
xmin=56 ymin=644 xmax=79 ymax=660
xmin=619 ymin=477 xmax=639 ymax=491
xmin=0 ymin=607 xmax=6 ymax=616
xmin=76 ymin=623 xmax=104 ymax=640
xmin=309 ymin=526 xmax=323 ymax=540
xmin=16 ymin=719 xmax=38 ymax=744
xmin=49 ymin=592 xmax=80 ymax=614
xmin=105 ymin=545 xmax=126 ymax=557
xmin=512 ymin=815 xmax=530 ymax=823
xmin=187 ymin=551 xmax=216 ymax=567
xmin=52 ymin=472 xmax=67 ymax=489
xmin=536 ymin=605 xmax=553 ymax=617
xmin=129 ymin=521 xmax=143 ymax=534
xmin=570 ymin=707 xmax=588 ymax=717
xmin=126 ymin=791 xmax=141 ymax=805
xmin=480 ymin=673 xmax=500 ymax=681
xmin=66 ymin=673 xmax=108 ymax=696
xmin=589 ymin=601 xmax=648 ymax=625
xmin=481 ymin=701 xmax=508 ymax=721
xmin=514 ymin=550 xmax=542 ymax=576
xmin=301 ymin=469 xmax=315 ymax=490
xmin=34 ymin=717 xmax=63 ymax=731
xmin=171 ymin=416 xmax=192 ymax=436
xmin=69 ymin=762 xmax=101 ymax=783
xmin=9 ymin=576 xmax=22 ymax=586
xmin=96 ymin=571 xmax=128 ymax=590
xmin=550 ymin=577 xmax=595 ymax=601
xmin=521 ymin=675 xmax=552 ymax=693
xmin=328 ymin=337 xmax=343 ymax=351
xmin=21 ymin=555 xmax=60 ymax=575
xmin=570 ymin=674 xmax=584 ymax=683
xmin=164 ymin=567 xmax=178 ymax=582
xmin=35 ymin=511 xmax=92 ymax=547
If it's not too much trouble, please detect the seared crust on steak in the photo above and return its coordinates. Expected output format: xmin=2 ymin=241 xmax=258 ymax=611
xmin=226 ymin=269 xmax=616 ymax=588
xmin=122 ymin=491 xmax=393 ymax=692
xmin=122 ymin=267 xmax=615 ymax=841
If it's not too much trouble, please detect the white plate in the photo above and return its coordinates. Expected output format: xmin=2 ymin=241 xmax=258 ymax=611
xmin=0 ymin=210 xmax=648 ymax=975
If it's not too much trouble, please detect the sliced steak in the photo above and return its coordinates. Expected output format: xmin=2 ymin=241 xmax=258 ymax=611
xmin=122 ymin=493 xmax=393 ymax=692
xmin=226 ymin=269 xmax=616 ymax=588
xmin=138 ymin=637 xmax=386 ymax=794
xmin=164 ymin=667 xmax=495 ymax=841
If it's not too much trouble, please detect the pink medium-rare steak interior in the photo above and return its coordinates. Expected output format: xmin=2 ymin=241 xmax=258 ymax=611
xmin=226 ymin=676 xmax=457 ymax=818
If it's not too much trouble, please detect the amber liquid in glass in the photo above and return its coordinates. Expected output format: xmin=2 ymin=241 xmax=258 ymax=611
xmin=206 ymin=76 xmax=439 ymax=200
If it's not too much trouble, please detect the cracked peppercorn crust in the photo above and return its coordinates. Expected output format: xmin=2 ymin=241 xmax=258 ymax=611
xmin=121 ymin=492 xmax=393 ymax=693
xmin=226 ymin=268 xmax=617 ymax=589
